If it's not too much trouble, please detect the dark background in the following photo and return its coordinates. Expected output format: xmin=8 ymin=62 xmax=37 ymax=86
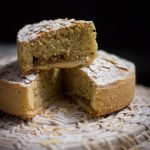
xmin=0 ymin=1 xmax=150 ymax=86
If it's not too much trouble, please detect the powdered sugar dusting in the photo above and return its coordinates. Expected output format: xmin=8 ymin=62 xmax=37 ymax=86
xmin=17 ymin=18 xmax=93 ymax=42
xmin=82 ymin=51 xmax=135 ymax=86
xmin=0 ymin=61 xmax=37 ymax=86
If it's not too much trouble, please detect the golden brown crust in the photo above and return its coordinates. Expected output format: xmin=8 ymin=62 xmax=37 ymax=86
xmin=74 ymin=73 xmax=135 ymax=116
xmin=94 ymin=73 xmax=135 ymax=116
xmin=0 ymin=104 xmax=47 ymax=120
xmin=0 ymin=80 xmax=31 ymax=118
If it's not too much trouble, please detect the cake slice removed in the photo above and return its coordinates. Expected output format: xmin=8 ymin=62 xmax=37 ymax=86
xmin=63 ymin=51 xmax=136 ymax=116
xmin=17 ymin=18 xmax=97 ymax=74
xmin=0 ymin=61 xmax=62 ymax=119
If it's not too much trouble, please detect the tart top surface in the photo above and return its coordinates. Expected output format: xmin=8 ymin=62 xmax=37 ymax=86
xmin=0 ymin=61 xmax=37 ymax=85
xmin=82 ymin=51 xmax=135 ymax=86
xmin=17 ymin=18 xmax=93 ymax=42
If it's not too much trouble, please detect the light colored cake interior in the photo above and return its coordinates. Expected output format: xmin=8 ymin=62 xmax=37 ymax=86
xmin=63 ymin=68 xmax=95 ymax=101
xmin=30 ymin=69 xmax=62 ymax=112
xmin=17 ymin=19 xmax=97 ymax=73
